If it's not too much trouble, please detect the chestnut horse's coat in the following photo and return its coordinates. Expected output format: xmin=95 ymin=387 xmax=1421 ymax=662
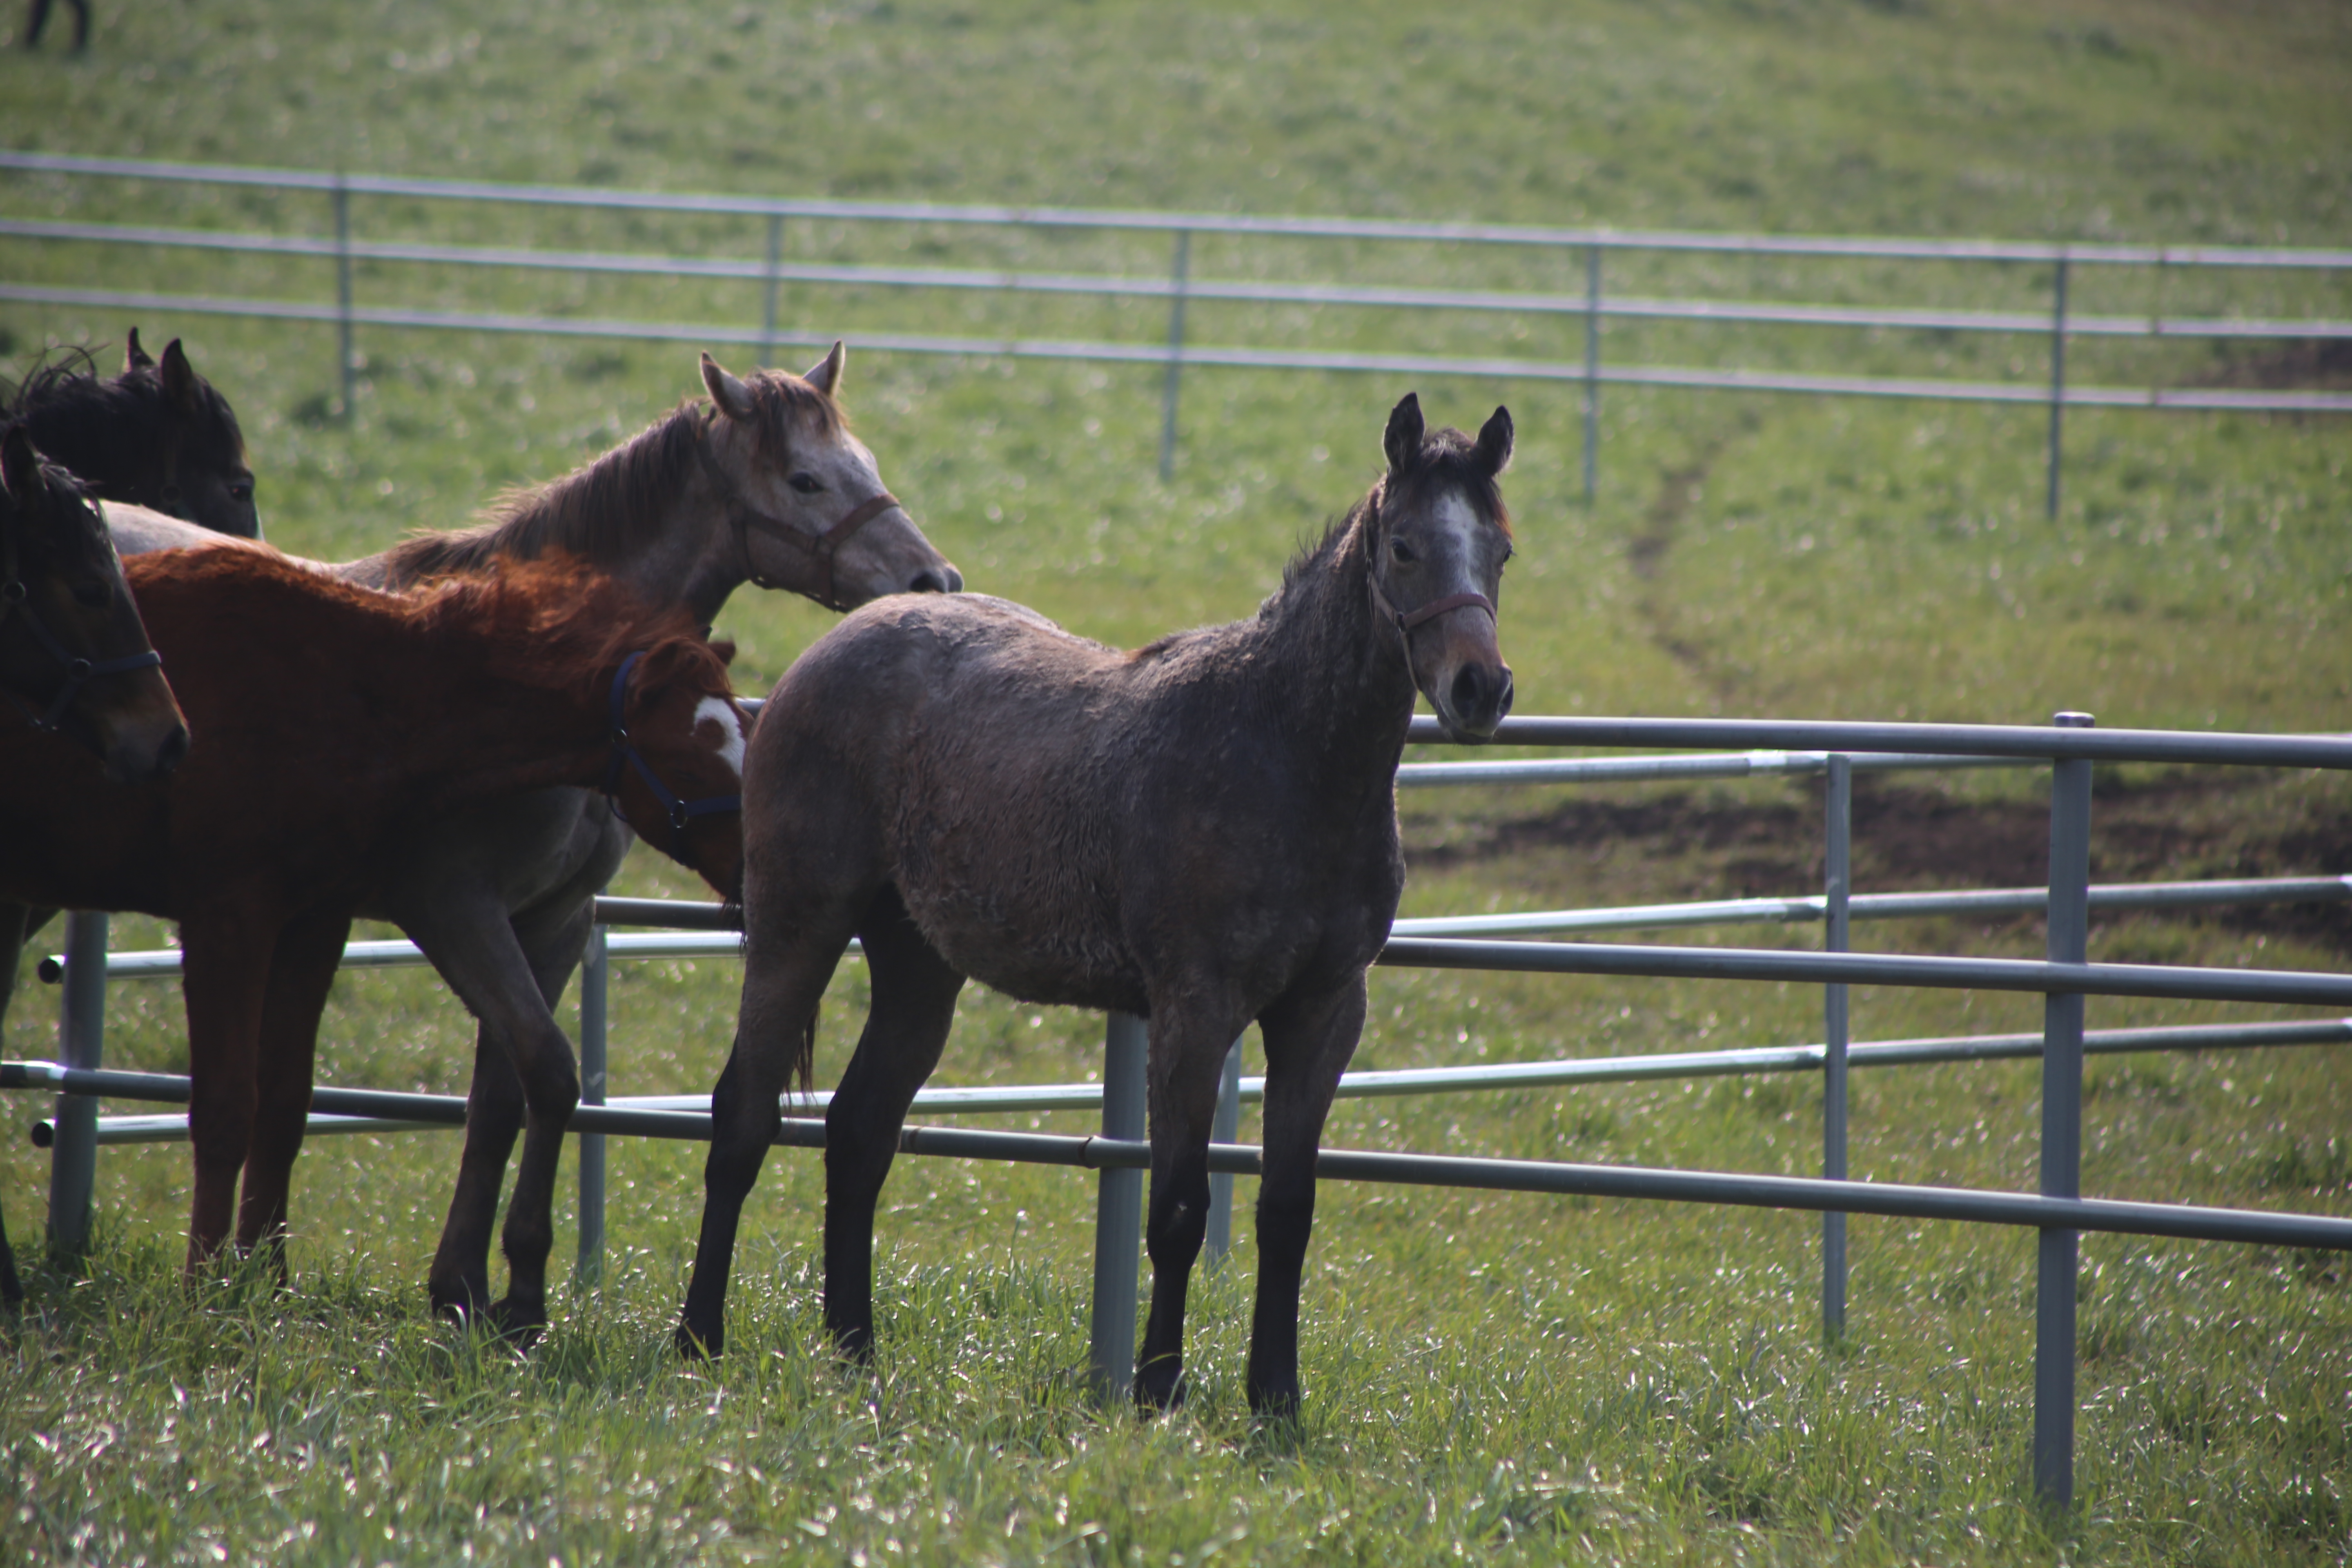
xmin=676 ymin=394 xmax=1516 ymax=1416
xmin=0 ymin=547 xmax=748 ymax=1275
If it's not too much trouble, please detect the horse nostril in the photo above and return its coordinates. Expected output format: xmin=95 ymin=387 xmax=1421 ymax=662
xmin=1449 ymin=664 xmax=1488 ymax=718
xmin=909 ymin=569 xmax=956 ymax=595
xmin=156 ymin=725 xmax=191 ymax=777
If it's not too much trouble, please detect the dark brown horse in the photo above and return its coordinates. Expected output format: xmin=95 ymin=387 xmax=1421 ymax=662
xmin=0 ymin=546 xmax=747 ymax=1278
xmin=676 ymin=393 xmax=1515 ymax=1417
xmin=0 ymin=420 xmax=189 ymax=1304
xmin=6 ymin=332 xmax=260 ymax=539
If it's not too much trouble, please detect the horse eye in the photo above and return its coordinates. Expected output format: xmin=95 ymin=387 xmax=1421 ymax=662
xmin=71 ymin=579 xmax=111 ymax=610
xmin=788 ymin=472 xmax=824 ymax=495
xmin=229 ymin=482 xmax=254 ymax=504
xmin=1390 ymin=539 xmax=1417 ymax=564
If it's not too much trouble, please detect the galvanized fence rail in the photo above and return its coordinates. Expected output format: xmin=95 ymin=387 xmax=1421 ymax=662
xmin=5 ymin=152 xmax=2350 ymax=514
xmin=9 ymin=710 xmax=2352 ymax=1508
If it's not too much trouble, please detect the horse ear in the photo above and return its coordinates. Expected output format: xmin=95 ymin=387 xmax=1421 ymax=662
xmin=1383 ymin=392 xmax=1425 ymax=476
xmin=159 ymin=339 xmax=203 ymax=411
xmin=125 ymin=327 xmax=156 ymax=374
xmin=1473 ymin=406 xmax=1514 ymax=478
xmin=1 ymin=423 xmax=40 ymax=502
xmin=701 ymin=352 xmax=758 ymax=423
xmin=802 ymin=341 xmax=846 ymax=398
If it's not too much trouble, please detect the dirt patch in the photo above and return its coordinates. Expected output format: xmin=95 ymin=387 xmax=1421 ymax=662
xmin=2182 ymin=339 xmax=2352 ymax=392
xmin=1405 ymin=770 xmax=2352 ymax=955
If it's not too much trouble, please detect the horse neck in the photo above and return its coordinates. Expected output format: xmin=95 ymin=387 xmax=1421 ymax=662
xmin=1251 ymin=510 xmax=1418 ymax=787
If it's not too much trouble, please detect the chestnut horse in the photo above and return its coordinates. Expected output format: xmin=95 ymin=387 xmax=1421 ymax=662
xmin=0 ymin=546 xmax=748 ymax=1278
xmin=0 ymin=421 xmax=189 ymax=1304
xmin=676 ymin=394 xmax=1516 ymax=1417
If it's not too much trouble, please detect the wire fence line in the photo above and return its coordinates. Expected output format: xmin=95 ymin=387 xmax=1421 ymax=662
xmin=5 ymin=151 xmax=2349 ymax=515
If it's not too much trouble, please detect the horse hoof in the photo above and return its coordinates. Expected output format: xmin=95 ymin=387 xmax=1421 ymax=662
xmin=675 ymin=1321 xmax=722 ymax=1361
xmin=1134 ymin=1361 xmax=1186 ymax=1414
xmin=488 ymin=1298 xmax=547 ymax=1347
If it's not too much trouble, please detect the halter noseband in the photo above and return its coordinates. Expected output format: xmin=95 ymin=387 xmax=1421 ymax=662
xmin=0 ymin=512 xmax=165 ymax=735
xmin=601 ymin=650 xmax=742 ymax=857
xmin=695 ymin=418 xmax=901 ymax=612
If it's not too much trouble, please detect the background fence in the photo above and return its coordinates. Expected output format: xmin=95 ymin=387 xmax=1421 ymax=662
xmin=9 ymin=710 xmax=2352 ymax=1510
xmin=4 ymin=151 xmax=2350 ymax=513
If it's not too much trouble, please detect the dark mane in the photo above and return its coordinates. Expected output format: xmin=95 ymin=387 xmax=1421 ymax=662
xmin=3 ymin=347 xmax=245 ymax=469
xmin=379 ymin=370 xmax=846 ymax=579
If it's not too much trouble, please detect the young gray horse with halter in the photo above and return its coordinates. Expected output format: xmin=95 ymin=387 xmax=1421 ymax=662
xmin=676 ymin=392 xmax=1515 ymax=1417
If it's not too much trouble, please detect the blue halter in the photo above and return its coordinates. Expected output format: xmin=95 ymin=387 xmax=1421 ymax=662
xmin=601 ymin=649 xmax=743 ymax=855
xmin=0 ymin=550 xmax=165 ymax=735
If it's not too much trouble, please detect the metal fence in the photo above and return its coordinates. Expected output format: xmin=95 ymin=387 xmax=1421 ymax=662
xmin=8 ymin=710 xmax=2352 ymax=1510
xmin=4 ymin=151 xmax=2350 ymax=509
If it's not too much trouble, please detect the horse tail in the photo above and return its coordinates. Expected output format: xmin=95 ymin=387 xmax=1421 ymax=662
xmin=790 ymin=1008 xmax=819 ymax=1100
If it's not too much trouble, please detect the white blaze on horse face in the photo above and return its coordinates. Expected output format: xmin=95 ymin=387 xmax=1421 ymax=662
xmin=695 ymin=696 xmax=749 ymax=778
xmin=1432 ymin=490 xmax=1490 ymax=595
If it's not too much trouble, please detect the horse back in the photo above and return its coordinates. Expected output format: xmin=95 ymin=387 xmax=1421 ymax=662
xmin=745 ymin=594 xmax=1405 ymax=1016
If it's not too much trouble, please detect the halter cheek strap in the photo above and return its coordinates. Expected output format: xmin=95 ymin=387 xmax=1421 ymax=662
xmin=1368 ymin=572 xmax=1497 ymax=661
xmin=0 ymin=534 xmax=166 ymax=735
xmin=601 ymin=650 xmax=743 ymax=857
xmin=694 ymin=422 xmax=901 ymax=611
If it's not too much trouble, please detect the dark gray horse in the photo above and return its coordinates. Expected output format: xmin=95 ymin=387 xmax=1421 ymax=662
xmin=675 ymin=392 xmax=1514 ymax=1417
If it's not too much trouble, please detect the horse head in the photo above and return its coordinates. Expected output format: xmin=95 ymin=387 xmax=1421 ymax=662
xmin=7 ymin=332 xmax=260 ymax=540
xmin=696 ymin=343 xmax=962 ymax=608
xmin=0 ymin=422 xmax=190 ymax=782
xmin=598 ymin=635 xmax=750 ymax=904
xmin=1365 ymin=393 xmax=1516 ymax=742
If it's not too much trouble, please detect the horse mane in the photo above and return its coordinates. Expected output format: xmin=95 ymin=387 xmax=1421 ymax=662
xmin=131 ymin=546 xmax=731 ymax=702
xmin=2 ymin=347 xmax=244 ymax=460
xmin=379 ymin=369 xmax=847 ymax=579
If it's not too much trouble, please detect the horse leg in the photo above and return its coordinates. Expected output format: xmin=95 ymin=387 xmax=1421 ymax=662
xmin=821 ymin=889 xmax=963 ymax=1360
xmin=1243 ymin=974 xmax=1366 ymax=1420
xmin=176 ymin=912 xmax=281 ymax=1276
xmin=1134 ymin=998 xmax=1252 ymax=1412
xmin=486 ymin=892 xmax=602 ymax=1338
xmin=675 ymin=899 xmax=869 ymax=1361
xmin=232 ymin=907 xmax=354 ymax=1281
xmin=395 ymin=889 xmax=577 ymax=1336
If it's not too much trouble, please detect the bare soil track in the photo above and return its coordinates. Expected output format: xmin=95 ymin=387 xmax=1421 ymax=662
xmin=1405 ymin=770 xmax=2352 ymax=958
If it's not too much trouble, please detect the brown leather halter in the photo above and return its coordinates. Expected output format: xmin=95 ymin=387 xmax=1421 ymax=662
xmin=694 ymin=422 xmax=902 ymax=611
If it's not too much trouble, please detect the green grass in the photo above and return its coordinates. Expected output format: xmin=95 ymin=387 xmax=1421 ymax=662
xmin=4 ymin=0 xmax=2351 ymax=1562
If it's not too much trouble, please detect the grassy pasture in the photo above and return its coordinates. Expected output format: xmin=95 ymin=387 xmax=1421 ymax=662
xmin=2 ymin=0 xmax=2350 ymax=1563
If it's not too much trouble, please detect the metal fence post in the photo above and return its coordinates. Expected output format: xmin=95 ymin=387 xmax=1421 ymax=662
xmin=1582 ymin=245 xmax=1602 ymax=504
xmin=1089 ymin=1011 xmax=1149 ymax=1403
xmin=1204 ymin=1034 xmax=1243 ymax=1268
xmin=759 ymin=214 xmax=784 ymax=368
xmin=2035 ymin=710 xmax=2095 ymax=1508
xmin=1822 ymin=754 xmax=1852 ymax=1341
xmin=45 ymin=911 xmax=108 ymax=1263
xmin=575 ymin=921 xmax=608 ymax=1288
xmin=333 ymin=176 xmax=356 ymax=421
xmin=1157 ymin=230 xmax=1191 ymax=483
xmin=2046 ymin=252 xmax=2069 ymax=522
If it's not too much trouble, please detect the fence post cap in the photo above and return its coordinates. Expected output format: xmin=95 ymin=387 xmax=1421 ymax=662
xmin=2052 ymin=711 xmax=2096 ymax=728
